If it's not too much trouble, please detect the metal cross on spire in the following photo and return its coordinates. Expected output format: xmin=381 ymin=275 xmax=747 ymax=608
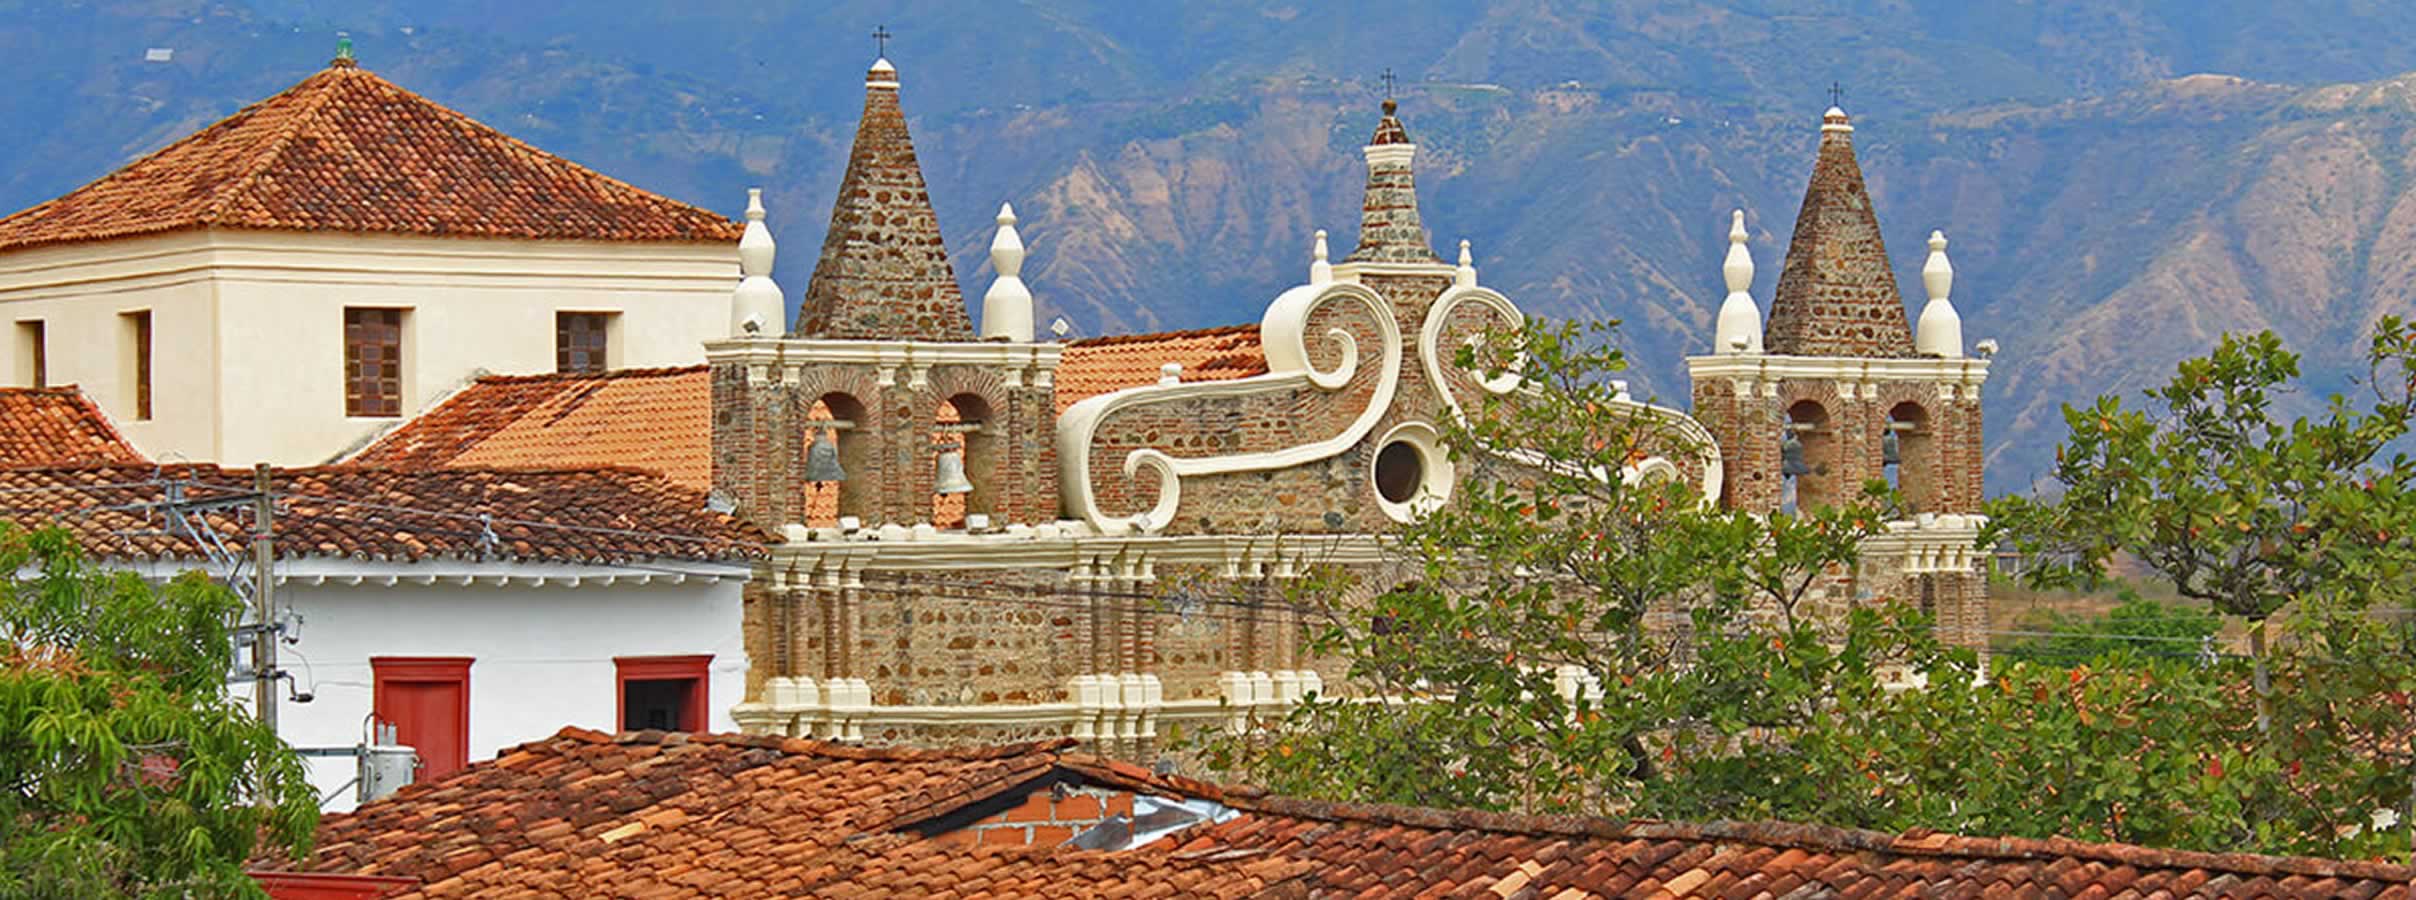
xmin=873 ymin=25 xmax=891 ymax=58
xmin=1380 ymin=67 xmax=1398 ymax=99
xmin=1828 ymin=81 xmax=1846 ymax=108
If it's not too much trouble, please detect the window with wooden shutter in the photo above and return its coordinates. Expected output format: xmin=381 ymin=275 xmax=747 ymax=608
xmin=15 ymin=321 xmax=43 ymax=389
xmin=119 ymin=311 xmax=151 ymax=420
xmin=556 ymin=312 xmax=611 ymax=374
xmin=345 ymin=308 xmax=404 ymax=417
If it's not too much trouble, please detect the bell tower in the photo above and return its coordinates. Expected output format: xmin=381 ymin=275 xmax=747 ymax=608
xmin=1685 ymin=105 xmax=1992 ymax=647
xmin=708 ymin=55 xmax=1061 ymax=534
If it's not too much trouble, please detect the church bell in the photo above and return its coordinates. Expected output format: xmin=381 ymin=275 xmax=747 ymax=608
xmin=804 ymin=428 xmax=847 ymax=483
xmin=1780 ymin=431 xmax=1811 ymax=477
xmin=1881 ymin=427 xmax=1902 ymax=467
xmin=933 ymin=447 xmax=974 ymax=495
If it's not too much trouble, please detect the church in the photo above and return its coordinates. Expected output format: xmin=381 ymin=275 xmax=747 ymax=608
xmin=689 ymin=56 xmax=1992 ymax=753
xmin=2 ymin=47 xmax=1993 ymax=759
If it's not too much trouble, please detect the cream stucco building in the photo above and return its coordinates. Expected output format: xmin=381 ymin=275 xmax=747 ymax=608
xmin=0 ymin=52 xmax=740 ymax=465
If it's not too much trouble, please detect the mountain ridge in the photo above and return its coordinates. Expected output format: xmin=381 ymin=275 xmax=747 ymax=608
xmin=11 ymin=2 xmax=2416 ymax=489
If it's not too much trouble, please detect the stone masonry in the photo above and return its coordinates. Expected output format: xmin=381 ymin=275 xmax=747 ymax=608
xmin=794 ymin=60 xmax=975 ymax=341
xmin=1764 ymin=109 xmax=1917 ymax=359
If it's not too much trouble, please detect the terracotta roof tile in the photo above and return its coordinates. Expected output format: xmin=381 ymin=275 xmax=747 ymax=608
xmin=348 ymin=366 xmax=711 ymax=490
xmin=0 ymin=464 xmax=762 ymax=564
xmin=1057 ymin=324 xmax=1267 ymax=414
xmin=274 ymin=730 xmax=2415 ymax=898
xmin=0 ymin=60 xmax=741 ymax=252
xmin=0 ymin=387 xmax=143 ymax=466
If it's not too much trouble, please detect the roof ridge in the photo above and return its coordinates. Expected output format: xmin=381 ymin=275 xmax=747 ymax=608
xmin=1048 ymin=757 xmax=2414 ymax=882
xmin=197 ymin=67 xmax=347 ymax=226
xmin=475 ymin=364 xmax=710 ymax=385
xmin=329 ymin=70 xmax=736 ymax=228
xmin=1066 ymin=323 xmax=1259 ymax=348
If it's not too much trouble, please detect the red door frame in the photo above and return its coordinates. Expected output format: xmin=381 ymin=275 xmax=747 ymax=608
xmin=613 ymin=655 xmax=712 ymax=732
xmin=371 ymin=657 xmax=471 ymax=778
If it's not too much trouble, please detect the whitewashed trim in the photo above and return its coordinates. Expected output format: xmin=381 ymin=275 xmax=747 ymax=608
xmin=1056 ymin=281 xmax=1404 ymax=535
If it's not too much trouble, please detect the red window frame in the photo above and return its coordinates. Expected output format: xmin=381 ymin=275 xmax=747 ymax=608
xmin=371 ymin=656 xmax=471 ymax=778
xmin=614 ymin=655 xmax=711 ymax=732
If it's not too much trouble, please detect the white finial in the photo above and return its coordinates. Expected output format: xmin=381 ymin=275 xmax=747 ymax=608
xmin=1822 ymin=106 xmax=1852 ymax=133
xmin=1915 ymin=228 xmax=1963 ymax=358
xmin=1722 ymin=209 xmax=1751 ymax=294
xmin=981 ymin=202 xmax=1034 ymax=341
xmin=1454 ymin=239 xmax=1476 ymax=288
xmin=1159 ymin=362 xmax=1182 ymax=385
xmin=731 ymin=187 xmax=783 ymax=338
xmin=1974 ymin=338 xmax=1998 ymax=358
xmin=1310 ymin=229 xmax=1333 ymax=285
xmin=1713 ymin=209 xmax=1762 ymax=354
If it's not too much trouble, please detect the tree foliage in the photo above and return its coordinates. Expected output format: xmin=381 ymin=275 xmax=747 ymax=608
xmin=0 ymin=526 xmax=316 ymax=898
xmin=1199 ymin=320 xmax=2414 ymax=862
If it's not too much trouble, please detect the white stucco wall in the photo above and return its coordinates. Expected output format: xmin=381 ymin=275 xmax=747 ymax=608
xmin=221 ymin=560 xmax=750 ymax=813
xmin=0 ymin=228 xmax=736 ymax=465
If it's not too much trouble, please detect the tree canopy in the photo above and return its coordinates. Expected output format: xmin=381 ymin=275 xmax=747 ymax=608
xmin=1199 ymin=320 xmax=2414 ymax=861
xmin=0 ymin=525 xmax=316 ymax=898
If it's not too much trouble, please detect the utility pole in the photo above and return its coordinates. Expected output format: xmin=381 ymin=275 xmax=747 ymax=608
xmin=250 ymin=463 xmax=277 ymax=734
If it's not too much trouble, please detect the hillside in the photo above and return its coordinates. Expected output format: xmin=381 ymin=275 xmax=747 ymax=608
xmin=9 ymin=1 xmax=2416 ymax=489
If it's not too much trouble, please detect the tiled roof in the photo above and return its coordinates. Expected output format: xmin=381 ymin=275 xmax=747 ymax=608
xmin=290 ymin=729 xmax=1097 ymax=897
xmin=274 ymin=728 xmax=2413 ymax=898
xmin=1765 ymin=108 xmax=1918 ymax=358
xmin=0 ymin=464 xmax=762 ymax=564
xmin=348 ymin=367 xmax=711 ymax=490
xmin=0 ymin=387 xmax=144 ymax=466
xmin=1057 ymin=324 xmax=1268 ymax=413
xmin=0 ymin=59 xmax=741 ymax=252
xmin=340 ymin=327 xmax=1271 ymax=487
xmin=796 ymin=60 xmax=973 ymax=341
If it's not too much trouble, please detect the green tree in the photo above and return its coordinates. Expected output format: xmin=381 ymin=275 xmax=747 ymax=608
xmin=1990 ymin=322 xmax=2416 ymax=724
xmin=0 ymin=526 xmax=317 ymax=898
xmin=1202 ymin=320 xmax=2415 ymax=861
xmin=1202 ymin=320 xmax=1929 ymax=816
xmin=2000 ymin=594 xmax=2222 ymax=666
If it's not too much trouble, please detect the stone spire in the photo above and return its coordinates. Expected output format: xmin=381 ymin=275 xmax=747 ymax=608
xmin=1764 ymin=107 xmax=1915 ymax=358
xmin=1343 ymin=99 xmax=1442 ymax=265
xmin=731 ymin=188 xmax=784 ymax=337
xmin=795 ymin=57 xmax=974 ymax=341
xmin=1714 ymin=210 xmax=1763 ymax=353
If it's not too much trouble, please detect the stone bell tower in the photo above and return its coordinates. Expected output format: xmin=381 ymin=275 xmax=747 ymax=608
xmin=708 ymin=55 xmax=1060 ymax=534
xmin=1685 ymin=106 xmax=1992 ymax=647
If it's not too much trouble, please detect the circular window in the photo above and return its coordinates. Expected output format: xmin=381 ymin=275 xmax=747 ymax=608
xmin=1374 ymin=441 xmax=1424 ymax=504
xmin=1371 ymin=422 xmax=1453 ymax=523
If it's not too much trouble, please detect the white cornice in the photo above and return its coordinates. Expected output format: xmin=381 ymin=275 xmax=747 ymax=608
xmin=1684 ymin=353 xmax=1991 ymax=388
xmin=704 ymin=337 xmax=1064 ymax=373
xmin=769 ymin=530 xmax=1397 ymax=572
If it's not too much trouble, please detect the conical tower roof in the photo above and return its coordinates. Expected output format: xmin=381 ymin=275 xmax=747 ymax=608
xmin=1764 ymin=108 xmax=1914 ymax=358
xmin=0 ymin=55 xmax=740 ymax=251
xmin=1342 ymin=99 xmax=1441 ymax=265
xmin=795 ymin=58 xmax=973 ymax=341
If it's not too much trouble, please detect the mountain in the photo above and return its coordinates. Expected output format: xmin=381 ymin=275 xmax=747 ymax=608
xmin=9 ymin=1 xmax=2416 ymax=490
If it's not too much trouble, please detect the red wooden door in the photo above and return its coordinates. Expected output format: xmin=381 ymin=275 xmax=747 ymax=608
xmin=371 ymin=658 xmax=470 ymax=781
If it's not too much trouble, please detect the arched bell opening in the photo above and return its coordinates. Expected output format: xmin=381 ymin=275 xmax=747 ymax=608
xmin=1781 ymin=400 xmax=1837 ymax=513
xmin=931 ymin=393 xmax=999 ymax=529
xmin=1886 ymin=401 xmax=1935 ymax=514
xmin=805 ymin=392 xmax=872 ymax=528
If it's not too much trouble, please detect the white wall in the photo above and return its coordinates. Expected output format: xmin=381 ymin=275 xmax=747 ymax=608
xmin=0 ymin=229 xmax=736 ymax=465
xmin=0 ymin=232 xmax=222 ymax=457
xmin=224 ymin=562 xmax=749 ymax=813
